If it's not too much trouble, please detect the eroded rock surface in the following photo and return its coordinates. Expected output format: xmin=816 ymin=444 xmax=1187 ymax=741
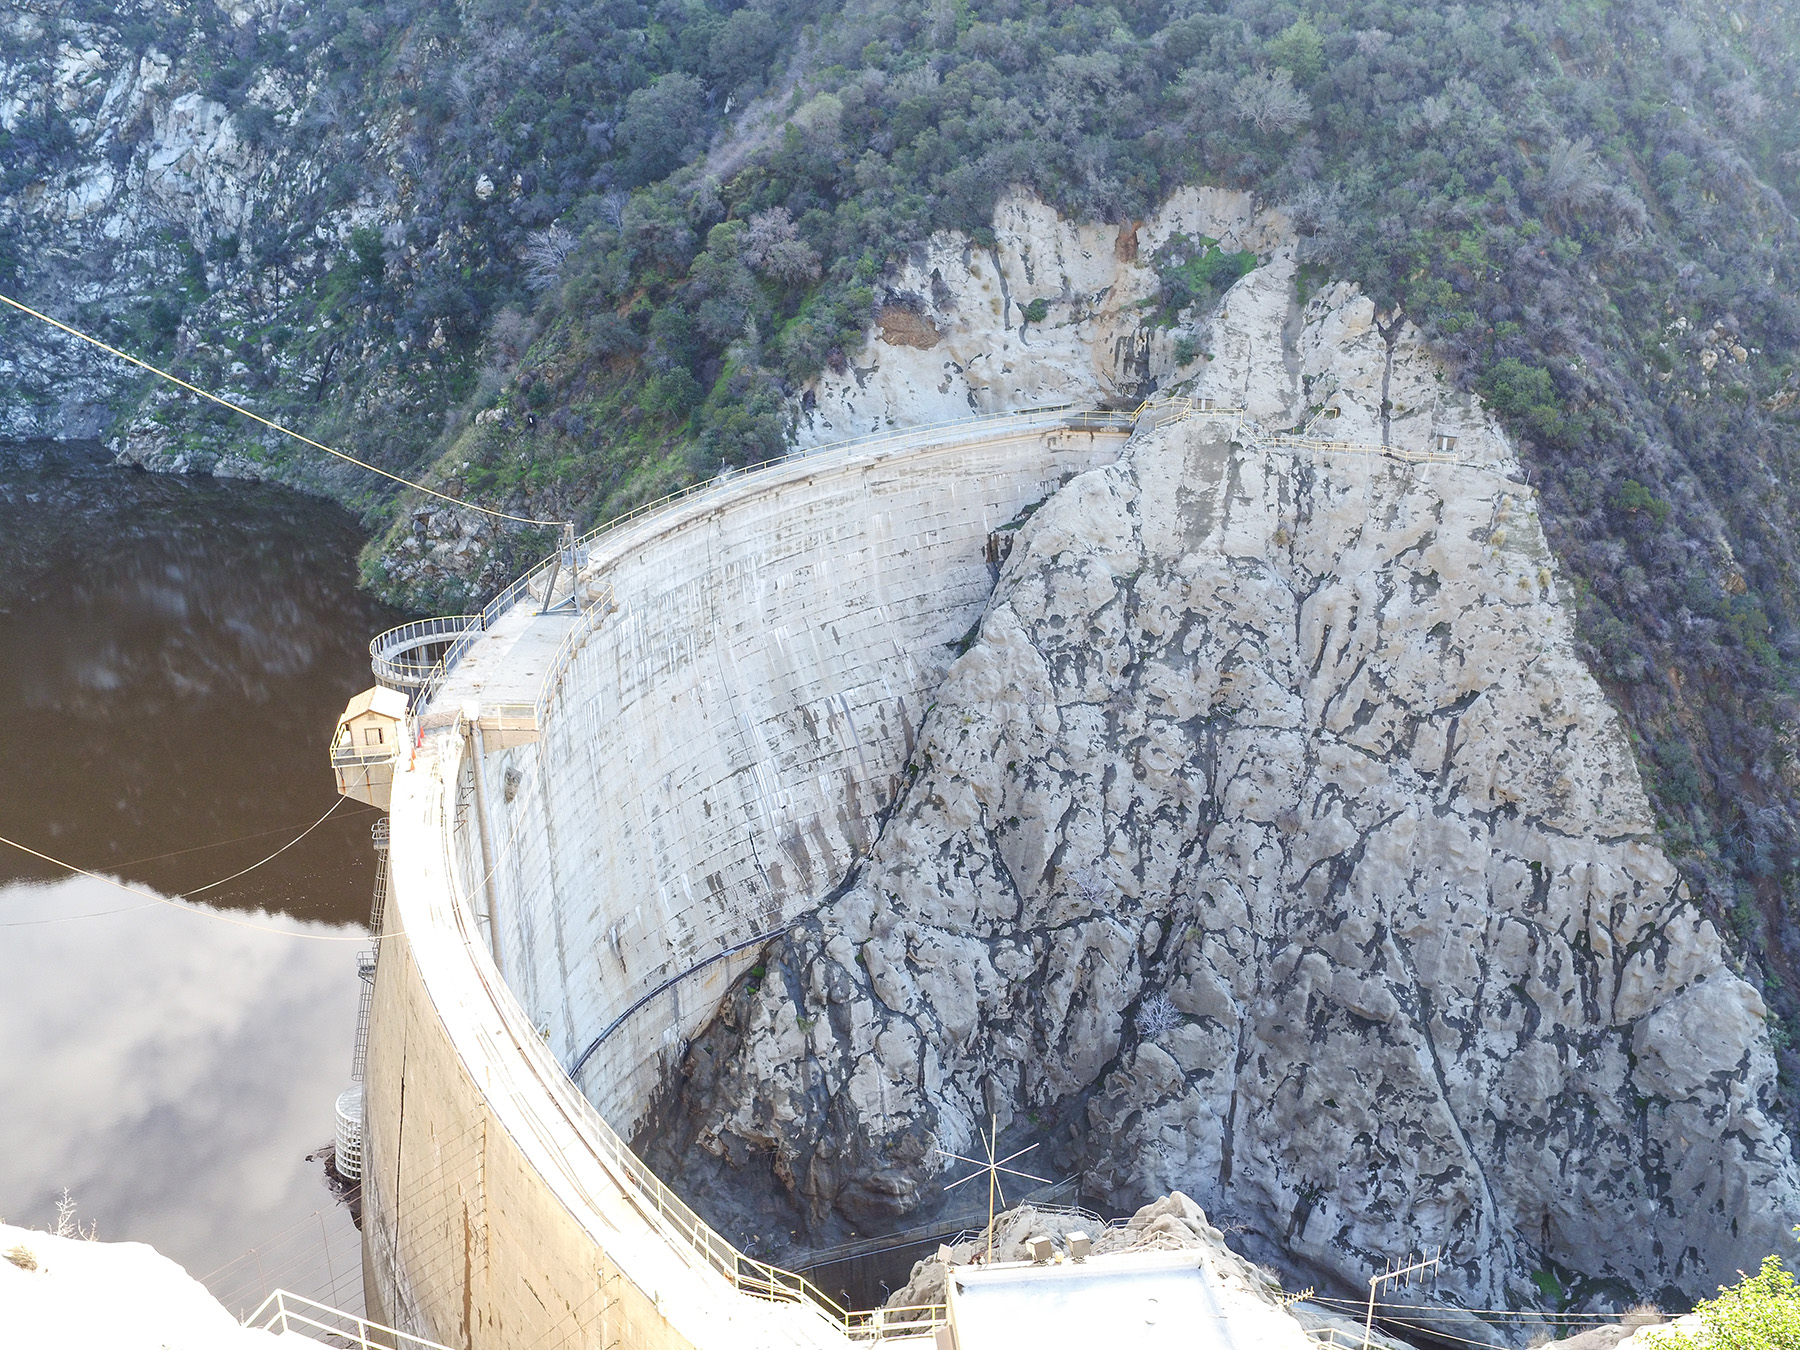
xmin=659 ymin=402 xmax=1800 ymax=1318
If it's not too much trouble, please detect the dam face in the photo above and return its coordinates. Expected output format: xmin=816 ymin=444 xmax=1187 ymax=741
xmin=361 ymin=414 xmax=1128 ymax=1348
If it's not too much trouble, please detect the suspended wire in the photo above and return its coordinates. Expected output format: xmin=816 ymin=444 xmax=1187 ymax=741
xmin=102 ymin=803 xmax=382 ymax=871
xmin=183 ymin=795 xmax=345 ymax=896
xmin=0 ymin=807 xmax=386 ymax=941
xmin=1309 ymin=1294 xmax=1646 ymax=1323
xmin=0 ymin=290 xmax=569 ymax=530
xmin=0 ymin=900 xmax=161 ymax=927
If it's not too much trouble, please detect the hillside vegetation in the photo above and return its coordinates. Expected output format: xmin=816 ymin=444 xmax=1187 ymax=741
xmin=6 ymin=0 xmax=1800 ymax=1120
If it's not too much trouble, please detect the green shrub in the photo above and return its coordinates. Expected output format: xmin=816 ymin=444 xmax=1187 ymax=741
xmin=1479 ymin=358 xmax=1578 ymax=446
xmin=1613 ymin=480 xmax=1672 ymax=524
xmin=1152 ymin=234 xmax=1258 ymax=326
xmin=1647 ymin=1256 xmax=1800 ymax=1350
xmin=1266 ymin=19 xmax=1324 ymax=85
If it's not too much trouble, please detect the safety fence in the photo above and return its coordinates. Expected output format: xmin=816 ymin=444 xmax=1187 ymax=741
xmin=395 ymin=397 xmax=1473 ymax=730
xmin=1261 ymin=432 xmax=1476 ymax=467
xmin=518 ymin=406 xmax=1139 ymax=737
xmin=402 ymin=402 xmax=1135 ymax=720
xmin=370 ymin=615 xmax=480 ymax=691
xmin=246 ymin=1290 xmax=459 ymax=1350
xmin=397 ymin=394 xmax=1481 ymax=1346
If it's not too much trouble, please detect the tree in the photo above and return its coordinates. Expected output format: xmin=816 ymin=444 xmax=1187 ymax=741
xmin=618 ymin=74 xmax=706 ymax=187
xmin=1647 ymin=1255 xmax=1800 ymax=1350
xmin=1231 ymin=68 xmax=1311 ymax=136
xmin=520 ymin=225 xmax=575 ymax=292
xmin=1266 ymin=19 xmax=1323 ymax=85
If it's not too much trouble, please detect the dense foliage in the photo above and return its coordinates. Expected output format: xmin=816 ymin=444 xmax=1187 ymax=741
xmin=1649 ymin=1253 xmax=1800 ymax=1350
xmin=6 ymin=0 xmax=1800 ymax=1120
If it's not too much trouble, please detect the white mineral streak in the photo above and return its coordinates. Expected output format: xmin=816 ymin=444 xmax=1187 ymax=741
xmin=685 ymin=204 xmax=1800 ymax=1317
xmin=0 ymin=1224 xmax=281 ymax=1350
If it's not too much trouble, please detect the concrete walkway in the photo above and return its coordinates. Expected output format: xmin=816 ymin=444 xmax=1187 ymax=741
xmin=418 ymin=604 xmax=577 ymax=732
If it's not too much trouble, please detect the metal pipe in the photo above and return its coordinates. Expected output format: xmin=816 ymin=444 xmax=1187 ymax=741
xmin=462 ymin=701 xmax=505 ymax=975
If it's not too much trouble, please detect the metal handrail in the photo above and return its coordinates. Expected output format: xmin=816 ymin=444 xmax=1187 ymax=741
xmin=514 ymin=408 xmax=1139 ymax=734
xmin=531 ymin=583 xmax=614 ymax=732
xmin=400 ymin=398 xmax=1478 ymax=722
xmin=371 ymin=615 xmax=480 ymax=689
xmin=331 ymin=744 xmax=400 ymax=769
xmin=431 ymin=760 xmax=947 ymax=1343
xmin=1260 ymin=432 xmax=1476 ymax=467
xmin=244 ymin=1290 xmax=459 ymax=1350
xmin=394 ymin=394 xmax=1483 ymax=1346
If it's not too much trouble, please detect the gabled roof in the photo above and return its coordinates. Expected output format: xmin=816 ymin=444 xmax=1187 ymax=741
xmin=339 ymin=685 xmax=410 ymax=725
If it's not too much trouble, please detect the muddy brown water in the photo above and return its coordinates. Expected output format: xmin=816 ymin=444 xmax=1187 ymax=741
xmin=0 ymin=441 xmax=402 ymax=1313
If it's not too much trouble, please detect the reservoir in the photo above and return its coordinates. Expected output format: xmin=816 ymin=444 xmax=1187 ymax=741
xmin=0 ymin=440 xmax=400 ymax=1312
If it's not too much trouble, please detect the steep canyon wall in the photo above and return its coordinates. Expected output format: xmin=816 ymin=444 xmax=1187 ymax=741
xmin=646 ymin=197 xmax=1800 ymax=1320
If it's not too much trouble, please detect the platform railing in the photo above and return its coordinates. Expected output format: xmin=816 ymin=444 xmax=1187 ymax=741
xmin=331 ymin=744 xmax=401 ymax=770
xmin=370 ymin=615 xmax=481 ymax=690
xmin=244 ymin=1290 xmax=459 ymax=1350
xmin=1261 ymin=432 xmax=1475 ymax=466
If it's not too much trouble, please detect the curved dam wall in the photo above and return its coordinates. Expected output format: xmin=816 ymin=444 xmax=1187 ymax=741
xmin=472 ymin=416 xmax=1127 ymax=1130
xmin=363 ymin=412 xmax=1129 ymax=1348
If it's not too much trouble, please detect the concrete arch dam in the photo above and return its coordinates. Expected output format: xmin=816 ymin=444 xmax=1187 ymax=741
xmin=362 ymin=410 xmax=1131 ymax=1349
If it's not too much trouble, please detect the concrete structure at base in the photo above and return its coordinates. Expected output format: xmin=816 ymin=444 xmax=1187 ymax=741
xmin=358 ymin=410 xmax=1142 ymax=1349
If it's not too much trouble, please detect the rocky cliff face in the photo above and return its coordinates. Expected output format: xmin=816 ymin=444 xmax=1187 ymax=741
xmin=0 ymin=0 xmax=532 ymax=601
xmin=650 ymin=224 xmax=1800 ymax=1324
xmin=791 ymin=187 xmax=1281 ymax=440
xmin=795 ymin=186 xmax=1502 ymax=465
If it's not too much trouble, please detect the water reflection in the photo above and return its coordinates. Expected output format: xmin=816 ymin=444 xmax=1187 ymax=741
xmin=0 ymin=440 xmax=403 ymax=1302
xmin=0 ymin=878 xmax=364 ymax=1309
xmin=0 ymin=440 xmax=401 ymax=919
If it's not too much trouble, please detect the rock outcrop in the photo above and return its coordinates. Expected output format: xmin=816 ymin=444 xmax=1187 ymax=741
xmin=790 ymin=188 xmax=1281 ymax=439
xmin=654 ymin=220 xmax=1800 ymax=1322
xmin=793 ymin=186 xmax=1501 ymax=467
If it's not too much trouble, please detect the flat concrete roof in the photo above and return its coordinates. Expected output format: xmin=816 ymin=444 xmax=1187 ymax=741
xmin=946 ymin=1248 xmax=1304 ymax=1350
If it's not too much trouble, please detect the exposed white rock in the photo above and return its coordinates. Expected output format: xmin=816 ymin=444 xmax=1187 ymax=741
xmin=142 ymin=92 xmax=258 ymax=247
xmin=0 ymin=1223 xmax=283 ymax=1350
xmin=795 ymin=188 xmax=1501 ymax=467
xmin=674 ymin=243 xmax=1800 ymax=1320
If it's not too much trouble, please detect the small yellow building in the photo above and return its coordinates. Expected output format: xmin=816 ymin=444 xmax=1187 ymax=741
xmin=332 ymin=685 xmax=409 ymax=809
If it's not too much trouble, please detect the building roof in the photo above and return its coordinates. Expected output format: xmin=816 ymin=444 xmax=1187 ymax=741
xmin=339 ymin=685 xmax=410 ymax=724
xmin=944 ymin=1247 xmax=1315 ymax=1350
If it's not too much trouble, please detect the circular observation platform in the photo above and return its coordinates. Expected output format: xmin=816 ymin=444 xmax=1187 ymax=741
xmin=369 ymin=615 xmax=479 ymax=691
